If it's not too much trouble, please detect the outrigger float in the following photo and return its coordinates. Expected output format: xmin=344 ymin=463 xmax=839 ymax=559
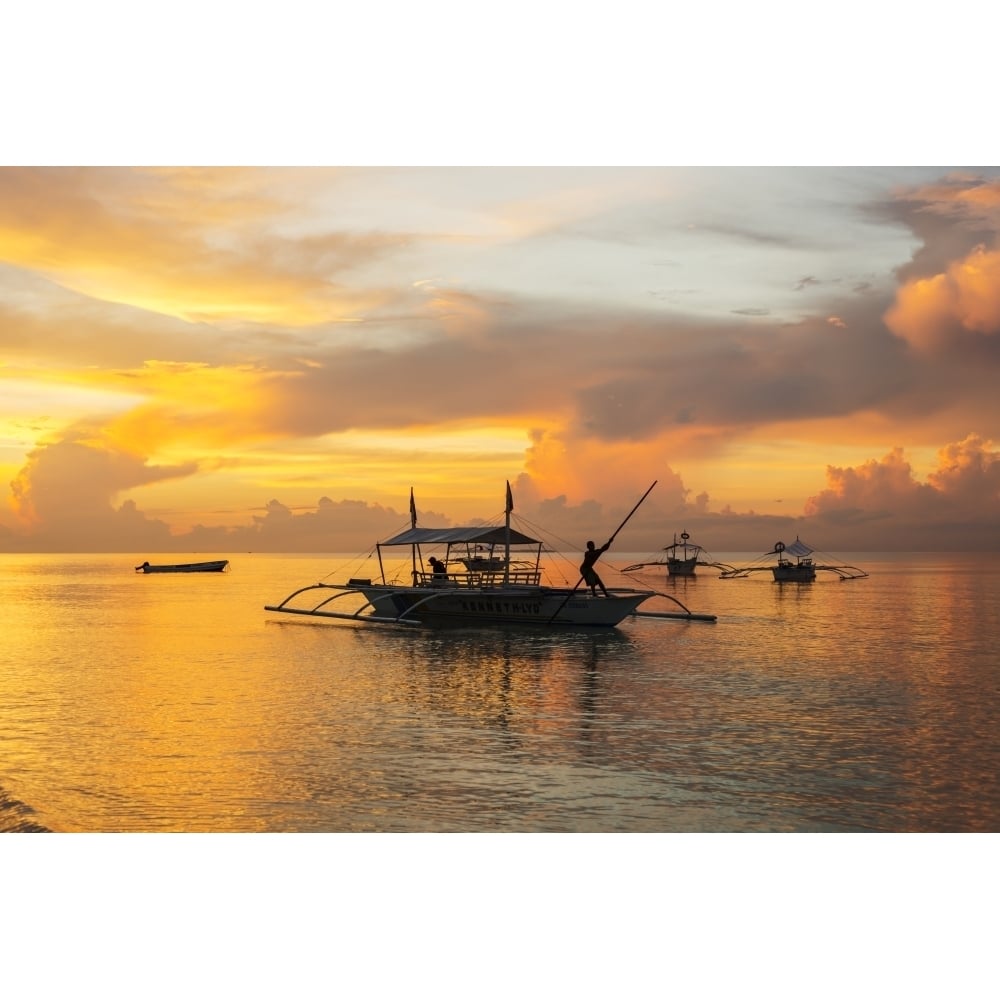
xmin=719 ymin=538 xmax=868 ymax=582
xmin=625 ymin=531 xmax=736 ymax=578
xmin=265 ymin=482 xmax=717 ymax=628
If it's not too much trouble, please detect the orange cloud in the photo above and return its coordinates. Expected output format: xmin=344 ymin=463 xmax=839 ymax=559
xmin=0 ymin=167 xmax=404 ymax=325
xmin=885 ymin=245 xmax=1000 ymax=351
xmin=898 ymin=175 xmax=1000 ymax=215
xmin=524 ymin=426 xmax=690 ymax=515
xmin=101 ymin=361 xmax=288 ymax=455
xmin=4 ymin=167 xmax=1000 ymax=554
xmin=9 ymin=434 xmax=195 ymax=528
xmin=926 ymin=433 xmax=1000 ymax=500
xmin=806 ymin=447 xmax=910 ymax=516
xmin=805 ymin=436 xmax=1000 ymax=521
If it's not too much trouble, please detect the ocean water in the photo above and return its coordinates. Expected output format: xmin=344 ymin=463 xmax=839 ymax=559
xmin=2 ymin=551 xmax=999 ymax=833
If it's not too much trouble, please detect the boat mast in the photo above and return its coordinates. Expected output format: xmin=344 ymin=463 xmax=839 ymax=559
xmin=409 ymin=487 xmax=418 ymax=584
xmin=503 ymin=480 xmax=513 ymax=585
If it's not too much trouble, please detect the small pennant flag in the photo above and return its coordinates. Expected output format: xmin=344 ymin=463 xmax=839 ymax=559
xmin=409 ymin=487 xmax=417 ymax=527
xmin=505 ymin=480 xmax=514 ymax=513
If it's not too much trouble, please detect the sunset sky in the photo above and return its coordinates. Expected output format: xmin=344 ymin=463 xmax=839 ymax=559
xmin=3 ymin=164 xmax=999 ymax=554
xmin=3 ymin=8 xmax=998 ymax=554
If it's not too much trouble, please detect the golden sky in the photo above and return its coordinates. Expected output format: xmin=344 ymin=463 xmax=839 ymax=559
xmin=2 ymin=165 xmax=999 ymax=552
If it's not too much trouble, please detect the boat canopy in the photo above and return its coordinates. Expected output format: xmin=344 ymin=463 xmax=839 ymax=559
xmin=379 ymin=525 xmax=541 ymax=547
xmin=780 ymin=537 xmax=813 ymax=557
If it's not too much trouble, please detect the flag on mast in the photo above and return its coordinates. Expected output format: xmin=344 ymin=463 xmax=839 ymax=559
xmin=505 ymin=480 xmax=514 ymax=513
xmin=409 ymin=487 xmax=417 ymax=528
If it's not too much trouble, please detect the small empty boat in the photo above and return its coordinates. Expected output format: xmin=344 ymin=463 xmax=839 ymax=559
xmin=135 ymin=560 xmax=230 ymax=574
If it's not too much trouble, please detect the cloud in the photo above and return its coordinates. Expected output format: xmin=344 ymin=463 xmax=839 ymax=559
xmin=0 ymin=167 xmax=411 ymax=326
xmin=802 ymin=436 xmax=1000 ymax=548
xmin=7 ymin=434 xmax=195 ymax=548
xmin=885 ymin=245 xmax=1000 ymax=353
xmin=5 ymin=429 xmax=1000 ymax=553
xmin=926 ymin=433 xmax=1000 ymax=502
xmin=878 ymin=174 xmax=1000 ymax=282
xmin=3 ymin=167 xmax=1000 ymax=554
xmin=4 ymin=167 xmax=997 ymax=469
xmin=563 ymin=306 xmax=913 ymax=448
xmin=804 ymin=447 xmax=938 ymax=519
xmin=234 ymin=496 xmax=434 ymax=552
xmin=878 ymin=176 xmax=1000 ymax=354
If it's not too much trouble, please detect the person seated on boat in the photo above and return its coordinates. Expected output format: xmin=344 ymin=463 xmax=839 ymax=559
xmin=427 ymin=556 xmax=448 ymax=584
xmin=580 ymin=540 xmax=610 ymax=597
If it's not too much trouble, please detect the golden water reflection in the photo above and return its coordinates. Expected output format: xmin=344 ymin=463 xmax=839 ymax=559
xmin=1 ymin=552 xmax=998 ymax=831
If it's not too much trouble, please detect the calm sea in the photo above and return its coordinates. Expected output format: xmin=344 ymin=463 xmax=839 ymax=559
xmin=2 ymin=550 xmax=998 ymax=833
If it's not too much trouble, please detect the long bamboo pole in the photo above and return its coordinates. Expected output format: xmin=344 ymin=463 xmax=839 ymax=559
xmin=545 ymin=480 xmax=657 ymax=624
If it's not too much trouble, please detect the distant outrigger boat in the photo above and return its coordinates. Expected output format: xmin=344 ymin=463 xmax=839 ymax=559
xmin=719 ymin=538 xmax=868 ymax=582
xmin=625 ymin=532 xmax=735 ymax=578
xmin=266 ymin=483 xmax=717 ymax=629
xmin=135 ymin=559 xmax=230 ymax=574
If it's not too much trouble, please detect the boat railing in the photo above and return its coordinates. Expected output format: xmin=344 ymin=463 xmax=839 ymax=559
xmin=459 ymin=558 xmax=507 ymax=572
xmin=415 ymin=568 xmax=541 ymax=588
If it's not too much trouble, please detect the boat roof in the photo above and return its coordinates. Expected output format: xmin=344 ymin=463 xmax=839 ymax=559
xmin=379 ymin=525 xmax=541 ymax=547
xmin=782 ymin=538 xmax=813 ymax=557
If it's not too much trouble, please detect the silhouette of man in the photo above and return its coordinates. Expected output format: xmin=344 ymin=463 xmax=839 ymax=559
xmin=580 ymin=540 xmax=610 ymax=597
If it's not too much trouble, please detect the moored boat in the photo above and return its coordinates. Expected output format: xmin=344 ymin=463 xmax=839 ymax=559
xmin=720 ymin=538 xmax=867 ymax=582
xmin=663 ymin=531 xmax=700 ymax=576
xmin=135 ymin=559 xmax=230 ymax=574
xmin=624 ymin=531 xmax=735 ymax=578
xmin=265 ymin=483 xmax=716 ymax=628
xmin=770 ymin=540 xmax=817 ymax=581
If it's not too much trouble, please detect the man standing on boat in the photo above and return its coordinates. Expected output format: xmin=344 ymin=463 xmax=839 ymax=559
xmin=580 ymin=540 xmax=611 ymax=597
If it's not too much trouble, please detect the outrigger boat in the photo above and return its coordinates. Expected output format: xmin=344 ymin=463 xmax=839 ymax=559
xmin=265 ymin=483 xmax=717 ymax=628
xmin=625 ymin=531 xmax=735 ymax=578
xmin=719 ymin=538 xmax=868 ymax=582
xmin=135 ymin=559 xmax=229 ymax=574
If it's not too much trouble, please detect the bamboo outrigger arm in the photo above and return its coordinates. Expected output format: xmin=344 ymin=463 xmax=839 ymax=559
xmin=630 ymin=590 xmax=717 ymax=622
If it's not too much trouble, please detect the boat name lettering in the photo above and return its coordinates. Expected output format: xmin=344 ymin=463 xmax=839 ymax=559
xmin=459 ymin=599 xmax=542 ymax=615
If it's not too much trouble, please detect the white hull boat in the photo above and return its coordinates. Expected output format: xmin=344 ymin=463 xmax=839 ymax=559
xmin=266 ymin=483 xmax=716 ymax=629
